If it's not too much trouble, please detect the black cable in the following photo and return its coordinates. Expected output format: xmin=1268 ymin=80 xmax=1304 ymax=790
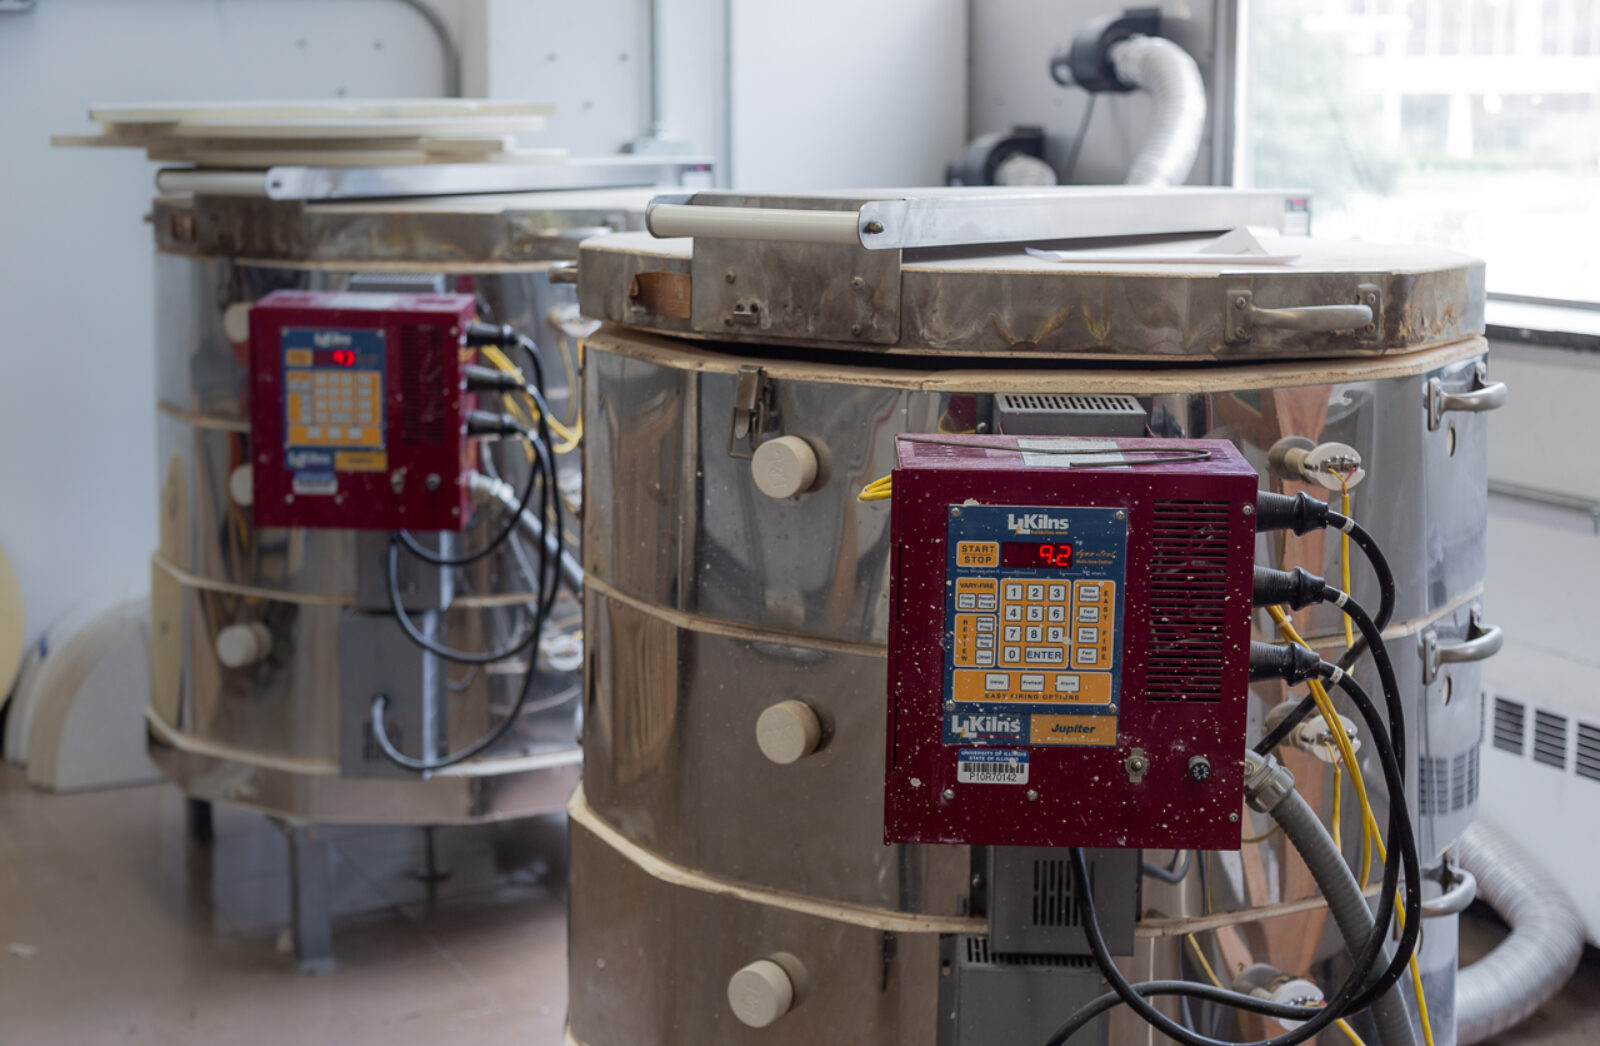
xmin=1253 ymin=692 xmax=1317 ymax=755
xmin=516 ymin=333 xmax=548 ymax=402
xmin=1044 ymin=981 xmax=1319 ymax=1046
xmin=1322 ymin=589 xmax=1407 ymax=777
xmin=1325 ymin=513 xmax=1395 ymax=632
xmin=384 ymin=430 xmax=556 ymax=663
xmin=1061 ymin=93 xmax=1098 ymax=183
xmin=395 ymin=398 xmax=551 ymax=569
xmin=1054 ymin=663 xmax=1421 ymax=1046
xmin=372 ymin=434 xmax=559 ymax=772
xmin=383 ymin=539 xmax=539 ymax=664
xmin=1252 ymin=492 xmax=1395 ymax=632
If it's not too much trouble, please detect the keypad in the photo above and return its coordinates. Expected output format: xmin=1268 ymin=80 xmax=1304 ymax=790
xmin=954 ymin=575 xmax=1117 ymax=679
xmin=286 ymin=368 xmax=383 ymax=448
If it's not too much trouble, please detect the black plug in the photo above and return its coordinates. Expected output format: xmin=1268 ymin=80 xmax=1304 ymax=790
xmin=466 ymin=409 xmax=529 ymax=438
xmin=464 ymin=364 xmax=525 ymax=392
xmin=1254 ymin=491 xmax=1333 ymax=535
xmin=465 ymin=320 xmax=517 ymax=346
xmin=1252 ymin=566 xmax=1329 ymax=611
xmin=1248 ymin=640 xmax=1323 ymax=684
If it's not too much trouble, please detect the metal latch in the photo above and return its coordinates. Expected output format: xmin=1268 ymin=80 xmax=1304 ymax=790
xmin=728 ymin=365 xmax=777 ymax=459
xmin=1420 ymin=605 xmax=1504 ymax=685
xmin=1427 ymin=361 xmax=1509 ymax=430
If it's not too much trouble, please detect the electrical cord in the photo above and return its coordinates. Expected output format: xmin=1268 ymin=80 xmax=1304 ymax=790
xmin=1251 ymin=568 xmax=1408 ymax=775
xmin=1141 ymin=849 xmax=1193 ymax=885
xmin=371 ymin=435 xmax=559 ymax=772
xmin=394 ymin=403 xmax=550 ymax=569
xmin=1061 ymin=93 xmax=1099 ymax=183
xmin=1044 ymin=980 xmax=1320 ymax=1046
xmin=1051 ymin=660 xmax=1420 ymax=1046
xmin=1253 ymin=492 xmax=1395 ymax=631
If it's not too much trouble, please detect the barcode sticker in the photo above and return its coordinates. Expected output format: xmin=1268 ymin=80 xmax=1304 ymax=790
xmin=956 ymin=748 xmax=1029 ymax=785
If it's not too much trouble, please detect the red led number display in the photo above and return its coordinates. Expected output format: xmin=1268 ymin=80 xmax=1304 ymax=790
xmin=1000 ymin=542 xmax=1074 ymax=569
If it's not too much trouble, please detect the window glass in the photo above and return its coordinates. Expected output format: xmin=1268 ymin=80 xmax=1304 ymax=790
xmin=1240 ymin=0 xmax=1600 ymax=303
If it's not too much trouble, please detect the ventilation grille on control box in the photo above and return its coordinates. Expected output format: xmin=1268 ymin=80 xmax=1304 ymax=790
xmin=997 ymin=393 xmax=1145 ymax=415
xmin=963 ymin=936 xmax=1095 ymax=969
xmin=396 ymin=323 xmax=448 ymax=446
xmin=1145 ymin=500 xmax=1231 ymax=701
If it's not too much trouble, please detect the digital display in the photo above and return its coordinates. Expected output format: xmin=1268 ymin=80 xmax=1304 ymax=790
xmin=1001 ymin=542 xmax=1074 ymax=570
xmin=317 ymin=348 xmax=359 ymax=368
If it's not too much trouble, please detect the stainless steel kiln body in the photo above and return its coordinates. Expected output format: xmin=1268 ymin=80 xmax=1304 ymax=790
xmin=149 ymin=189 xmax=653 ymax=824
xmin=570 ymin=204 xmax=1495 ymax=1046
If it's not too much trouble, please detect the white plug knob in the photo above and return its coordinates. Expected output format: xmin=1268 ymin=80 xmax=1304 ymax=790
xmin=1267 ymin=436 xmax=1365 ymax=491
xmin=222 ymin=302 xmax=253 ymax=345
xmin=216 ymin=622 xmax=272 ymax=668
xmin=751 ymin=436 xmax=818 ymax=499
xmin=228 ymin=464 xmax=254 ymax=507
xmin=755 ymin=700 xmax=823 ymax=765
xmin=727 ymin=959 xmax=795 ymax=1028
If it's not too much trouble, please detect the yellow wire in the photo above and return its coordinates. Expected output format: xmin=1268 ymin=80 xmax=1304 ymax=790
xmin=858 ymin=474 xmax=893 ymax=502
xmin=1267 ymin=607 xmax=1436 ymax=1046
xmin=1185 ymin=933 xmax=1224 ymax=988
xmin=1186 ymin=932 xmax=1370 ymax=1046
xmin=1268 ymin=607 xmax=1375 ymax=889
xmin=480 ymin=345 xmax=582 ymax=446
xmin=1240 ymin=823 xmax=1281 ymax=845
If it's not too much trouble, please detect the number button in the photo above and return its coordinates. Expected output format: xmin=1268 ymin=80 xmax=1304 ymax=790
xmin=1003 ymin=647 xmax=1022 ymax=664
xmin=1048 ymin=584 xmax=1067 ymax=603
xmin=1026 ymin=583 xmax=1045 ymax=602
xmin=1046 ymin=625 xmax=1066 ymax=644
xmin=1025 ymin=625 xmax=1043 ymax=643
xmin=1047 ymin=606 xmax=1066 ymax=623
xmin=1004 ymin=582 xmax=1024 ymax=601
xmin=1004 ymin=625 xmax=1022 ymax=642
xmin=1004 ymin=605 xmax=1023 ymax=622
xmin=1025 ymin=606 xmax=1044 ymax=623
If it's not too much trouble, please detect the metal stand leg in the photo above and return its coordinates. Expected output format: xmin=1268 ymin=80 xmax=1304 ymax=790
xmin=186 ymin=798 xmax=214 ymax=846
xmin=413 ymin=825 xmax=453 ymax=893
xmin=286 ymin=824 xmax=335 ymax=974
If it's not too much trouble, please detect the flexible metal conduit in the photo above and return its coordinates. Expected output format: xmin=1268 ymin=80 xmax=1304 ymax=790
xmin=1245 ymin=751 xmax=1417 ymax=1046
xmin=1106 ymin=34 xmax=1207 ymax=186
xmin=1455 ymin=819 xmax=1585 ymax=1045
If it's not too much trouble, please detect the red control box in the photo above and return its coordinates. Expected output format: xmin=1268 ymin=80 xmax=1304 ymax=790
xmin=884 ymin=435 xmax=1258 ymax=850
xmin=248 ymin=290 xmax=477 ymax=531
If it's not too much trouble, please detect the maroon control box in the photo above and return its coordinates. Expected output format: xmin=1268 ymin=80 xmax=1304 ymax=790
xmin=248 ymin=290 xmax=477 ymax=531
xmin=884 ymin=435 xmax=1258 ymax=850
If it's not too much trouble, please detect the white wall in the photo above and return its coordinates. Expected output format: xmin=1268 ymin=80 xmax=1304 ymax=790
xmin=0 ymin=0 xmax=458 ymax=648
xmin=468 ymin=0 xmax=968 ymax=190
xmin=727 ymin=0 xmax=967 ymax=189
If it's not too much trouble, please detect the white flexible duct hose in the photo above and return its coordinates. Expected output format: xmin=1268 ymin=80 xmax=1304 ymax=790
xmin=1455 ymin=819 xmax=1585 ymax=1044
xmin=1106 ymin=35 xmax=1207 ymax=186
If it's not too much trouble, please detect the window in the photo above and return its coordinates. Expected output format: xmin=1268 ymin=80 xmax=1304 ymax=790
xmin=1238 ymin=0 xmax=1600 ymax=303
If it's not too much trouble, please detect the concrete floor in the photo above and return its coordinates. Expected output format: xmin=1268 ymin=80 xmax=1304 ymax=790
xmin=1 ymin=765 xmax=1595 ymax=1045
xmin=0 ymin=767 xmax=568 ymax=1045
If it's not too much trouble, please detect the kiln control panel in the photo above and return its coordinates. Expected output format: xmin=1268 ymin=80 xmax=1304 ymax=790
xmin=884 ymin=435 xmax=1259 ymax=850
xmin=248 ymin=290 xmax=477 ymax=532
xmin=942 ymin=506 xmax=1126 ymax=751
